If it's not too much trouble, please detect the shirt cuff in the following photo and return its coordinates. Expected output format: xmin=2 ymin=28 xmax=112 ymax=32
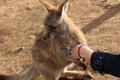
xmin=90 ymin=51 xmax=105 ymax=74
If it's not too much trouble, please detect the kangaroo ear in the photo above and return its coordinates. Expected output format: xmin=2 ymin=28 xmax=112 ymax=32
xmin=58 ymin=0 xmax=69 ymax=18
xmin=39 ymin=0 xmax=54 ymax=13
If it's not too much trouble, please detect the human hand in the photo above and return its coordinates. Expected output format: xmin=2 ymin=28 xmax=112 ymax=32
xmin=70 ymin=45 xmax=80 ymax=59
xmin=71 ymin=44 xmax=94 ymax=63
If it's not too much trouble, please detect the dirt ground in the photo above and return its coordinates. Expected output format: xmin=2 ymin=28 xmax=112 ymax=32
xmin=0 ymin=0 xmax=120 ymax=80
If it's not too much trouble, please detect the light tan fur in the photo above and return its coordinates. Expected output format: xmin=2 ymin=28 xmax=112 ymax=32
xmin=0 ymin=0 xmax=93 ymax=80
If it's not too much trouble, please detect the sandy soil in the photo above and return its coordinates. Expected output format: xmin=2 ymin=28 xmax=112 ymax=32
xmin=0 ymin=0 xmax=120 ymax=80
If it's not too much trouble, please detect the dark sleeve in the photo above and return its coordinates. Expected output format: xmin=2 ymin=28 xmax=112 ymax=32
xmin=90 ymin=51 xmax=120 ymax=77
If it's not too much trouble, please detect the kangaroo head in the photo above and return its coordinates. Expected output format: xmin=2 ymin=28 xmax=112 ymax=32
xmin=39 ymin=0 xmax=69 ymax=33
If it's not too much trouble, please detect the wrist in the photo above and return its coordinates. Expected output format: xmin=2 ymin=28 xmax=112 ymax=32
xmin=70 ymin=44 xmax=87 ymax=59
xmin=77 ymin=44 xmax=87 ymax=58
xmin=79 ymin=45 xmax=94 ymax=63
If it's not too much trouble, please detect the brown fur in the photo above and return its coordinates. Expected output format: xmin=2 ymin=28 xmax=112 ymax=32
xmin=0 ymin=0 xmax=93 ymax=80
xmin=0 ymin=75 xmax=8 ymax=80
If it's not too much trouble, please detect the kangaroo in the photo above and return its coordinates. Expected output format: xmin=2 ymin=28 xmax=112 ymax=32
xmin=0 ymin=0 xmax=93 ymax=80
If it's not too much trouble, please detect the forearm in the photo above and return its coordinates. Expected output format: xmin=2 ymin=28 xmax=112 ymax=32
xmin=70 ymin=45 xmax=120 ymax=77
xmin=77 ymin=45 xmax=93 ymax=63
